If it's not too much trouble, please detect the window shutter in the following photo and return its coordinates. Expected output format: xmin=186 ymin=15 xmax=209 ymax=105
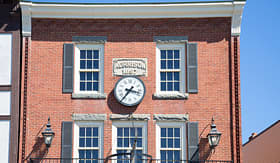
xmin=187 ymin=122 xmax=199 ymax=161
xmin=61 ymin=121 xmax=73 ymax=162
xmin=63 ymin=44 xmax=74 ymax=93
xmin=187 ymin=43 xmax=198 ymax=93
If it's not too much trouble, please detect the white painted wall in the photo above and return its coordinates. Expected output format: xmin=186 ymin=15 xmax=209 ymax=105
xmin=0 ymin=92 xmax=11 ymax=115
xmin=0 ymin=121 xmax=10 ymax=163
xmin=0 ymin=34 xmax=12 ymax=85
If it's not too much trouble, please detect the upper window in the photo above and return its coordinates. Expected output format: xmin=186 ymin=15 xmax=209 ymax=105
xmin=156 ymin=44 xmax=186 ymax=95
xmin=156 ymin=122 xmax=186 ymax=163
xmin=74 ymin=121 xmax=104 ymax=163
xmin=74 ymin=44 xmax=104 ymax=95
xmin=112 ymin=121 xmax=147 ymax=163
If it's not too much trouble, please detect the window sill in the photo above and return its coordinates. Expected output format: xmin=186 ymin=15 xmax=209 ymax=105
xmin=152 ymin=92 xmax=188 ymax=100
xmin=72 ymin=92 xmax=107 ymax=99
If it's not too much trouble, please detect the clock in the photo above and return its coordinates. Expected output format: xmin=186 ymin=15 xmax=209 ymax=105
xmin=114 ymin=77 xmax=146 ymax=106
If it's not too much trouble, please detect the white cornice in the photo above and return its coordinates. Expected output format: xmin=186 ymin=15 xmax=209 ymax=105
xmin=20 ymin=1 xmax=245 ymax=37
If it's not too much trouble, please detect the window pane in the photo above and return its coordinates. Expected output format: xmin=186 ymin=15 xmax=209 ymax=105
xmin=118 ymin=128 xmax=123 ymax=136
xmin=80 ymin=127 xmax=85 ymax=136
xmin=117 ymin=138 xmax=123 ymax=147
xmin=93 ymin=50 xmax=99 ymax=59
xmin=80 ymin=60 xmax=86 ymax=69
xmin=167 ymin=50 xmax=173 ymax=59
xmin=93 ymin=60 xmax=99 ymax=69
xmin=167 ymin=82 xmax=173 ymax=91
xmin=168 ymin=139 xmax=173 ymax=148
xmin=92 ymin=150 xmax=99 ymax=160
xmin=137 ymin=138 xmax=142 ymax=147
xmin=86 ymin=150 xmax=91 ymax=159
xmin=168 ymin=128 xmax=173 ymax=137
xmin=124 ymin=128 xmax=129 ymax=136
xmin=174 ymin=128 xmax=180 ymax=137
xmin=80 ymin=72 xmax=86 ymax=81
xmin=137 ymin=128 xmax=142 ymax=136
xmin=174 ymin=151 xmax=180 ymax=162
xmin=87 ymin=72 xmax=92 ymax=81
xmin=174 ymin=50 xmax=179 ymax=59
xmin=160 ymin=72 xmax=166 ymax=81
xmin=87 ymin=60 xmax=93 ymax=69
xmin=130 ymin=138 xmax=136 ymax=147
xmin=93 ymin=127 xmax=98 ymax=136
xmin=87 ymin=82 xmax=92 ymax=91
xmin=93 ymin=72 xmax=99 ymax=81
xmin=161 ymin=82 xmax=166 ymax=91
xmin=93 ymin=82 xmax=98 ymax=91
xmin=174 ymin=72 xmax=179 ymax=81
xmin=80 ymin=50 xmax=86 ymax=59
xmin=161 ymin=60 xmax=166 ymax=69
xmin=167 ymin=151 xmax=173 ymax=163
xmin=161 ymin=138 xmax=166 ymax=148
xmin=86 ymin=138 xmax=92 ymax=147
xmin=174 ymin=82 xmax=180 ymax=91
xmin=86 ymin=128 xmax=92 ymax=136
xmin=124 ymin=138 xmax=129 ymax=147
xmin=80 ymin=138 xmax=85 ymax=147
xmin=174 ymin=139 xmax=180 ymax=148
xmin=80 ymin=82 xmax=86 ymax=91
xmin=93 ymin=138 xmax=98 ymax=147
xmin=161 ymin=50 xmax=166 ymax=59
xmin=167 ymin=72 xmax=173 ymax=80
xmin=161 ymin=151 xmax=166 ymax=161
xmin=87 ymin=50 xmax=93 ymax=59
xmin=161 ymin=128 xmax=166 ymax=137
xmin=167 ymin=60 xmax=173 ymax=69
xmin=130 ymin=128 xmax=135 ymax=136
xmin=79 ymin=150 xmax=85 ymax=158
xmin=174 ymin=60 xmax=179 ymax=69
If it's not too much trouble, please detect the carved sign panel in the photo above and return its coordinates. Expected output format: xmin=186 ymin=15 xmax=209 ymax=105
xmin=113 ymin=58 xmax=147 ymax=76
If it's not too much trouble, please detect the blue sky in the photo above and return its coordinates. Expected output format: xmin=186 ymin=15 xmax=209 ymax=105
xmin=25 ymin=0 xmax=279 ymax=144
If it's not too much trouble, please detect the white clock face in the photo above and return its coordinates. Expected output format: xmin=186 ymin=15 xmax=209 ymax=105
xmin=114 ymin=77 xmax=146 ymax=106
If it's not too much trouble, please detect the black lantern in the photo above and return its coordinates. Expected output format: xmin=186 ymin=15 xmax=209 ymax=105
xmin=207 ymin=117 xmax=222 ymax=148
xmin=42 ymin=117 xmax=55 ymax=147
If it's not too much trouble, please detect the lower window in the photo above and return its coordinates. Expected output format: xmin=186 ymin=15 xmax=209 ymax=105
xmin=74 ymin=122 xmax=104 ymax=163
xmin=112 ymin=122 xmax=147 ymax=163
xmin=156 ymin=122 xmax=186 ymax=163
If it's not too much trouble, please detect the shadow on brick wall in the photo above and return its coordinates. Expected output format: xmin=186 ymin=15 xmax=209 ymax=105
xmin=107 ymin=90 xmax=138 ymax=114
xmin=25 ymin=137 xmax=48 ymax=163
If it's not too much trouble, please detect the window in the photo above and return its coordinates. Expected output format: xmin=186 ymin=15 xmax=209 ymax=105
xmin=74 ymin=44 xmax=104 ymax=96
xmin=155 ymin=44 xmax=186 ymax=98
xmin=112 ymin=121 xmax=147 ymax=163
xmin=74 ymin=122 xmax=104 ymax=163
xmin=156 ymin=122 xmax=186 ymax=163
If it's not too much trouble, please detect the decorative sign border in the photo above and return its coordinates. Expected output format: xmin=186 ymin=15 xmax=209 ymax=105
xmin=113 ymin=58 xmax=147 ymax=76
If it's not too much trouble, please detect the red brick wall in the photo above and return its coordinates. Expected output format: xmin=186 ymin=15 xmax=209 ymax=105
xmin=19 ymin=17 xmax=239 ymax=162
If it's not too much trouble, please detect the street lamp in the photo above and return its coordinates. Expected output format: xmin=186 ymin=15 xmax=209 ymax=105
xmin=42 ymin=117 xmax=55 ymax=147
xmin=207 ymin=117 xmax=222 ymax=148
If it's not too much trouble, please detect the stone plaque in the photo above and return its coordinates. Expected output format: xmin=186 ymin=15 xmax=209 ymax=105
xmin=113 ymin=58 xmax=147 ymax=76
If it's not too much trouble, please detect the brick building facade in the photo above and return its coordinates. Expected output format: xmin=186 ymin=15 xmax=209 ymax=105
xmin=19 ymin=1 xmax=245 ymax=163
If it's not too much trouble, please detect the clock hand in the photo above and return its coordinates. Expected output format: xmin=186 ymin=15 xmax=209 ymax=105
xmin=125 ymin=88 xmax=140 ymax=94
xmin=120 ymin=86 xmax=134 ymax=102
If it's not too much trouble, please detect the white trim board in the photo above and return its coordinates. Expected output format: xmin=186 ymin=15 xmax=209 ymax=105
xmin=20 ymin=1 xmax=245 ymax=36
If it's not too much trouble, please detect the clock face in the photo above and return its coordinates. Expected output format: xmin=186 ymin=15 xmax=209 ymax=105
xmin=114 ymin=77 xmax=146 ymax=106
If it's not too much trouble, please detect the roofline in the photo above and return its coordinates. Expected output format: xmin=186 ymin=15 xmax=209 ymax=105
xmin=20 ymin=0 xmax=245 ymax=5
xmin=20 ymin=0 xmax=245 ymax=37
xmin=243 ymin=120 xmax=280 ymax=147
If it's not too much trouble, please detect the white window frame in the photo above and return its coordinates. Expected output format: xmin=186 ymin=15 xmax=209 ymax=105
xmin=74 ymin=121 xmax=104 ymax=161
xmin=156 ymin=43 xmax=186 ymax=96
xmin=74 ymin=44 xmax=104 ymax=95
xmin=112 ymin=121 xmax=148 ymax=160
xmin=156 ymin=121 xmax=186 ymax=161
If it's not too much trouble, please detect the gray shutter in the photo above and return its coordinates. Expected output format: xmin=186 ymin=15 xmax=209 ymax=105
xmin=187 ymin=122 xmax=199 ymax=161
xmin=61 ymin=121 xmax=73 ymax=162
xmin=187 ymin=43 xmax=198 ymax=93
xmin=63 ymin=44 xmax=74 ymax=93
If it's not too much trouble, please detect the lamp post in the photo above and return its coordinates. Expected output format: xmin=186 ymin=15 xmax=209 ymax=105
xmin=207 ymin=117 xmax=222 ymax=148
xmin=42 ymin=117 xmax=55 ymax=147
